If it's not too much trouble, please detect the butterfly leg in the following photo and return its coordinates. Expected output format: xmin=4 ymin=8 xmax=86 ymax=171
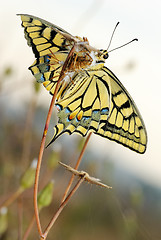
xmin=48 ymin=49 xmax=65 ymax=68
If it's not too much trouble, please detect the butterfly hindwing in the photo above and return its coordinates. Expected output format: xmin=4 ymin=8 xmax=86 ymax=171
xmin=49 ymin=67 xmax=147 ymax=153
xmin=47 ymin=69 xmax=111 ymax=143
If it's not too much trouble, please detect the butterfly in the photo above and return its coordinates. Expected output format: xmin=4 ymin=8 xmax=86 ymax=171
xmin=18 ymin=14 xmax=147 ymax=154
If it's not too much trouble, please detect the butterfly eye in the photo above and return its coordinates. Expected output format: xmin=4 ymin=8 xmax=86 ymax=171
xmin=103 ymin=53 xmax=108 ymax=59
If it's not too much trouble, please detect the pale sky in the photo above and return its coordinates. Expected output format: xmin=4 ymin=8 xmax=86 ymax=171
xmin=1 ymin=0 xmax=161 ymax=188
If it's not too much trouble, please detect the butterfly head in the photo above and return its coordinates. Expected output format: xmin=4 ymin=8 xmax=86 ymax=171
xmin=94 ymin=49 xmax=109 ymax=64
xmin=99 ymin=49 xmax=109 ymax=60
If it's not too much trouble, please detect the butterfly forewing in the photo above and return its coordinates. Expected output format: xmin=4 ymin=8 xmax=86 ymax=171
xmin=19 ymin=14 xmax=75 ymax=95
xmin=19 ymin=14 xmax=98 ymax=99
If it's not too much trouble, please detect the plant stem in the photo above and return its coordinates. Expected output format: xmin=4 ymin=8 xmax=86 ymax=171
xmin=41 ymin=176 xmax=85 ymax=240
xmin=61 ymin=132 xmax=92 ymax=203
xmin=23 ymin=133 xmax=92 ymax=239
xmin=23 ymin=214 xmax=35 ymax=240
xmin=0 ymin=187 xmax=23 ymax=210
xmin=34 ymin=80 xmax=61 ymax=236
xmin=17 ymin=196 xmax=23 ymax=240
xmin=34 ymin=44 xmax=79 ymax=236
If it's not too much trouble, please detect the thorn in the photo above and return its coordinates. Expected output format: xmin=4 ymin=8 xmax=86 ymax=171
xmin=59 ymin=162 xmax=112 ymax=189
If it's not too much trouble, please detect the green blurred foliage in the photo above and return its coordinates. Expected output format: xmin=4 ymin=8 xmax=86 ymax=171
xmin=38 ymin=181 xmax=54 ymax=209
xmin=47 ymin=145 xmax=61 ymax=170
xmin=3 ymin=67 xmax=13 ymax=77
xmin=34 ymin=81 xmax=41 ymax=93
xmin=20 ymin=159 xmax=37 ymax=190
xmin=0 ymin=208 xmax=8 ymax=236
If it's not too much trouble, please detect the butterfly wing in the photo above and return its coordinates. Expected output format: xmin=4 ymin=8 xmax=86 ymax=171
xmin=47 ymin=69 xmax=110 ymax=143
xmin=48 ymin=66 xmax=147 ymax=153
xmin=97 ymin=67 xmax=147 ymax=153
xmin=18 ymin=14 xmax=75 ymax=94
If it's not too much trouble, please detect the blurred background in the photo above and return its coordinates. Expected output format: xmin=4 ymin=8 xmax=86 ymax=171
xmin=0 ymin=0 xmax=161 ymax=239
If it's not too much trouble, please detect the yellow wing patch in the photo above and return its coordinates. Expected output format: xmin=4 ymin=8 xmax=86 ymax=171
xmin=48 ymin=67 xmax=147 ymax=154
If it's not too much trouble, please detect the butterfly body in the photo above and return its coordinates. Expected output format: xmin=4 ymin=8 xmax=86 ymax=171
xmin=18 ymin=14 xmax=147 ymax=153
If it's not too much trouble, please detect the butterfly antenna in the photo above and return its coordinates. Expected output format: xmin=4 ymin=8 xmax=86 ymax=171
xmin=108 ymin=38 xmax=138 ymax=53
xmin=107 ymin=22 xmax=120 ymax=50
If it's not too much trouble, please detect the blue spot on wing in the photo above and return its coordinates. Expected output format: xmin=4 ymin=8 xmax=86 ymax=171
xmin=65 ymin=108 xmax=71 ymax=114
xmin=45 ymin=56 xmax=50 ymax=71
xmin=55 ymin=104 xmax=62 ymax=111
xmin=36 ymin=73 xmax=45 ymax=83
xmin=82 ymin=116 xmax=90 ymax=121
xmin=101 ymin=108 xmax=109 ymax=115
xmin=45 ymin=55 xmax=50 ymax=63
xmin=40 ymin=74 xmax=45 ymax=83
xmin=93 ymin=110 xmax=99 ymax=114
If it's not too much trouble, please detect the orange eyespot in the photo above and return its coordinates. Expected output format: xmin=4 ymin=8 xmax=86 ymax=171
xmin=77 ymin=111 xmax=83 ymax=121
xmin=69 ymin=113 xmax=75 ymax=120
